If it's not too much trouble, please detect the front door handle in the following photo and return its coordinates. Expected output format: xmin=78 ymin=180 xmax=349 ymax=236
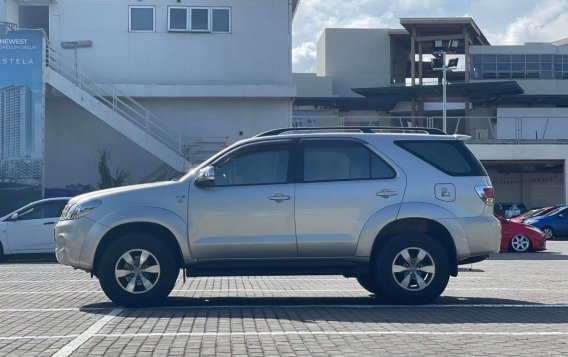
xmin=376 ymin=189 xmax=398 ymax=198
xmin=269 ymin=193 xmax=292 ymax=202
xmin=43 ymin=222 xmax=55 ymax=225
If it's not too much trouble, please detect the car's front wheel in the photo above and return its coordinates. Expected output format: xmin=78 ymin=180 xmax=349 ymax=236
xmin=510 ymin=234 xmax=531 ymax=252
xmin=98 ymin=234 xmax=179 ymax=307
xmin=542 ymin=227 xmax=555 ymax=240
xmin=376 ymin=233 xmax=450 ymax=305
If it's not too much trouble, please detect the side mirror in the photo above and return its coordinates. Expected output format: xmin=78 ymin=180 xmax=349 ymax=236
xmin=195 ymin=166 xmax=215 ymax=187
xmin=10 ymin=213 xmax=19 ymax=221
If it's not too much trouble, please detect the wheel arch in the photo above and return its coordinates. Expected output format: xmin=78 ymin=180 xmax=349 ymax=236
xmin=92 ymin=222 xmax=184 ymax=277
xmin=369 ymin=217 xmax=458 ymax=277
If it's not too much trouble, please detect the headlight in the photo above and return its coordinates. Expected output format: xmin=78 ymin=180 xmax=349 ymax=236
xmin=60 ymin=200 xmax=102 ymax=221
xmin=524 ymin=218 xmax=537 ymax=225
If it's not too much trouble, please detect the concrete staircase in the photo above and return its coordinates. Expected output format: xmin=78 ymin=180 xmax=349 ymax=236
xmin=46 ymin=47 xmax=191 ymax=172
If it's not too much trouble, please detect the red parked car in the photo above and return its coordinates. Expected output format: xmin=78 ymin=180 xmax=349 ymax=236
xmin=510 ymin=206 xmax=558 ymax=223
xmin=497 ymin=215 xmax=546 ymax=253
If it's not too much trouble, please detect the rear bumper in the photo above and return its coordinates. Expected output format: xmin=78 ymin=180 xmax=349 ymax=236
xmin=459 ymin=215 xmax=502 ymax=257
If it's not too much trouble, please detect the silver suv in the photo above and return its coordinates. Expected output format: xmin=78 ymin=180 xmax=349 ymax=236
xmin=55 ymin=127 xmax=501 ymax=307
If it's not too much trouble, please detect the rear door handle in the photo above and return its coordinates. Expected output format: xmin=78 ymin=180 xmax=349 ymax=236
xmin=376 ymin=189 xmax=398 ymax=198
xmin=43 ymin=222 xmax=55 ymax=225
xmin=269 ymin=193 xmax=292 ymax=202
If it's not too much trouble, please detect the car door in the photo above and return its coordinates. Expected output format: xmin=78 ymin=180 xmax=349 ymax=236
xmin=295 ymin=138 xmax=406 ymax=257
xmin=188 ymin=140 xmax=297 ymax=259
xmin=6 ymin=200 xmax=66 ymax=253
xmin=554 ymin=208 xmax=568 ymax=235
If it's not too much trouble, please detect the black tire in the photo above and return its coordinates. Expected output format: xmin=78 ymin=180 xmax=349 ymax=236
xmin=0 ymin=243 xmax=4 ymax=262
xmin=98 ymin=234 xmax=179 ymax=308
xmin=542 ymin=227 xmax=555 ymax=240
xmin=376 ymin=232 xmax=450 ymax=305
xmin=356 ymin=275 xmax=382 ymax=295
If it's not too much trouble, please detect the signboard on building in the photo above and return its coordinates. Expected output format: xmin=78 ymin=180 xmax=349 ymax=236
xmin=0 ymin=30 xmax=45 ymax=215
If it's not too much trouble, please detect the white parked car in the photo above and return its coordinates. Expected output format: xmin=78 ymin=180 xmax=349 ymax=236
xmin=0 ymin=198 xmax=70 ymax=259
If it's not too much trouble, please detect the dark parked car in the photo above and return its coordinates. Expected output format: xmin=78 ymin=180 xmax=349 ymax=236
xmin=494 ymin=203 xmax=528 ymax=219
xmin=524 ymin=206 xmax=568 ymax=240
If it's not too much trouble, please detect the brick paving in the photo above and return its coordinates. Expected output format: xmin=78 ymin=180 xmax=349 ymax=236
xmin=0 ymin=241 xmax=567 ymax=356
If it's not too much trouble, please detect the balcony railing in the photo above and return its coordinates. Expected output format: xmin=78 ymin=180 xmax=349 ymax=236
xmin=292 ymin=115 xmax=568 ymax=143
xmin=0 ymin=22 xmax=17 ymax=35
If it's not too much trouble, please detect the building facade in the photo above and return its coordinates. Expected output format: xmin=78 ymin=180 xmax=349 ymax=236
xmin=293 ymin=18 xmax=568 ymax=208
xmin=0 ymin=0 xmax=298 ymax=197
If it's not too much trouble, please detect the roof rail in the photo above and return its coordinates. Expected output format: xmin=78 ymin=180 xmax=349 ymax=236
xmin=256 ymin=126 xmax=447 ymax=137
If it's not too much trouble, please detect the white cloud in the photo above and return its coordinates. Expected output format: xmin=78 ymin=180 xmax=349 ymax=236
xmin=485 ymin=0 xmax=568 ymax=44
xmin=292 ymin=41 xmax=317 ymax=72
xmin=395 ymin=0 xmax=443 ymax=10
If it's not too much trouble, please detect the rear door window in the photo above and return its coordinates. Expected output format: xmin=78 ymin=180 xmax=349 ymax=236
xmin=301 ymin=139 xmax=396 ymax=182
xmin=395 ymin=140 xmax=487 ymax=177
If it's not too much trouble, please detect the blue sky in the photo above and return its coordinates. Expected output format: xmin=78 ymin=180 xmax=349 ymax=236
xmin=292 ymin=0 xmax=568 ymax=72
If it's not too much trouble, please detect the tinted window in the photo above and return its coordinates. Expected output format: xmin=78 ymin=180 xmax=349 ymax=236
xmin=169 ymin=8 xmax=188 ymax=31
xmin=303 ymin=140 xmax=395 ymax=182
xmin=130 ymin=7 xmax=154 ymax=31
xmin=212 ymin=8 xmax=230 ymax=32
xmin=214 ymin=143 xmax=290 ymax=186
xmin=396 ymin=140 xmax=486 ymax=177
xmin=191 ymin=8 xmax=209 ymax=31
xmin=16 ymin=201 xmax=66 ymax=221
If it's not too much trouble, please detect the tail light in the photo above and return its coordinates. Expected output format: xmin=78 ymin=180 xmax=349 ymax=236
xmin=475 ymin=186 xmax=494 ymax=205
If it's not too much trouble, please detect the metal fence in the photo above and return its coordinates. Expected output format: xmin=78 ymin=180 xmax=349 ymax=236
xmin=293 ymin=115 xmax=568 ymax=143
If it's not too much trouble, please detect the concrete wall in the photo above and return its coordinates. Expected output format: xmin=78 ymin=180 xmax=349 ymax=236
xmin=292 ymin=73 xmax=333 ymax=97
xmin=314 ymin=28 xmax=391 ymax=97
xmin=487 ymin=171 xmax=564 ymax=208
xmin=469 ymin=144 xmax=568 ymax=204
xmin=1 ymin=0 xmax=18 ymax=24
xmin=496 ymin=108 xmax=568 ymax=140
xmin=49 ymin=0 xmax=292 ymax=86
xmin=44 ymin=93 xmax=291 ymax=188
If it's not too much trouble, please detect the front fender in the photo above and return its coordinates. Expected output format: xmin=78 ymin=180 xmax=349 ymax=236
xmin=80 ymin=206 xmax=192 ymax=267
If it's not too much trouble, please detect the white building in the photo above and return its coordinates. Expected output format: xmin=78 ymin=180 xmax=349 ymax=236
xmin=293 ymin=18 xmax=568 ymax=207
xmin=0 ymin=0 xmax=299 ymax=193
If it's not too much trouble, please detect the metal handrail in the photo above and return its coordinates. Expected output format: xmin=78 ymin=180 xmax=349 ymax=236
xmin=47 ymin=45 xmax=184 ymax=155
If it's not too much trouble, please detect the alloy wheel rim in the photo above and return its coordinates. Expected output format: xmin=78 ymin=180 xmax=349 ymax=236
xmin=391 ymin=247 xmax=436 ymax=291
xmin=115 ymin=249 xmax=161 ymax=294
xmin=543 ymin=229 xmax=553 ymax=240
xmin=511 ymin=235 xmax=530 ymax=252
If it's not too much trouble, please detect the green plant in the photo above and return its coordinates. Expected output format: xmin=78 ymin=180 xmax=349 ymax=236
xmin=97 ymin=149 xmax=131 ymax=189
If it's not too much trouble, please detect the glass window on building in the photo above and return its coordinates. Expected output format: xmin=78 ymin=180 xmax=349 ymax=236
xmin=190 ymin=8 xmax=209 ymax=31
xmin=129 ymin=6 xmax=155 ymax=32
xmin=212 ymin=8 xmax=231 ymax=33
xmin=168 ymin=7 xmax=188 ymax=31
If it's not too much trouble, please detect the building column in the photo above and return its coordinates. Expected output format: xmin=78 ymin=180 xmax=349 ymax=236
xmin=418 ymin=42 xmax=423 ymax=86
xmin=411 ymin=27 xmax=416 ymax=86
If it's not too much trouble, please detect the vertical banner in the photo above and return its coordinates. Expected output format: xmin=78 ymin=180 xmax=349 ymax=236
xmin=0 ymin=30 xmax=44 ymax=216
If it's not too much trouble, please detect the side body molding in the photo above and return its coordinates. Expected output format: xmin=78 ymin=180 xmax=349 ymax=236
xmin=80 ymin=207 xmax=192 ymax=268
xmin=355 ymin=202 xmax=470 ymax=259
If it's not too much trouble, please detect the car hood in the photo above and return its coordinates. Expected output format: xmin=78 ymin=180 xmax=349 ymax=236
xmin=68 ymin=181 xmax=179 ymax=205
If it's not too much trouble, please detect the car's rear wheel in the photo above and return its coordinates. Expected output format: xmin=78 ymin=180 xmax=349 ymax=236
xmin=542 ymin=227 xmax=555 ymax=240
xmin=98 ymin=234 xmax=179 ymax=307
xmin=376 ymin=233 xmax=450 ymax=305
xmin=356 ymin=275 xmax=382 ymax=295
xmin=510 ymin=234 xmax=531 ymax=252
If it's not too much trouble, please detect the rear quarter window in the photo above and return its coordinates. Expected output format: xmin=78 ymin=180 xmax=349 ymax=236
xmin=395 ymin=140 xmax=487 ymax=177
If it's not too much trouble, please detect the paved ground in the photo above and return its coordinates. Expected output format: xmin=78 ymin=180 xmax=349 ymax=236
xmin=1 ymin=242 xmax=568 ymax=356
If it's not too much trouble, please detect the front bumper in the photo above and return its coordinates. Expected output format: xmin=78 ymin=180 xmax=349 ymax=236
xmin=55 ymin=217 xmax=103 ymax=271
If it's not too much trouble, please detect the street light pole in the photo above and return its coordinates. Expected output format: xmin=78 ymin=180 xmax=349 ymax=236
xmin=442 ymin=51 xmax=447 ymax=133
